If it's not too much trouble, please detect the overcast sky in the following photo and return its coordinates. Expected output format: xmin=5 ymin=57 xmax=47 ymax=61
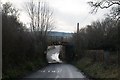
xmin=1 ymin=0 xmax=111 ymax=33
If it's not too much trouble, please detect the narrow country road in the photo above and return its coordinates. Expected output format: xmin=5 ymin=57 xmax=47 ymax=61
xmin=23 ymin=45 xmax=88 ymax=80
xmin=24 ymin=64 xmax=87 ymax=79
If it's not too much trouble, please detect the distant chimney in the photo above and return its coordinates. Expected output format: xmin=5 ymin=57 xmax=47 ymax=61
xmin=77 ymin=23 xmax=79 ymax=33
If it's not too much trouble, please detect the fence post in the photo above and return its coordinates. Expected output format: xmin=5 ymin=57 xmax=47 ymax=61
xmin=104 ymin=50 xmax=110 ymax=65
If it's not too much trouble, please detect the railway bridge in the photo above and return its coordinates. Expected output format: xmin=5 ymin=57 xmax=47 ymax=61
xmin=47 ymin=31 xmax=73 ymax=45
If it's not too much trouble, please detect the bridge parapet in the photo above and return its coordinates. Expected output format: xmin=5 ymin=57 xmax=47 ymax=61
xmin=47 ymin=36 xmax=72 ymax=45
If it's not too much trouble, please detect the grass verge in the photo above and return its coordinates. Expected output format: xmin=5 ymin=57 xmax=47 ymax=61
xmin=74 ymin=57 xmax=119 ymax=80
xmin=2 ymin=58 xmax=47 ymax=80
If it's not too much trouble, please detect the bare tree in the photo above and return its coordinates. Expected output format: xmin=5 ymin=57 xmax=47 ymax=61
xmin=2 ymin=2 xmax=19 ymax=17
xmin=88 ymin=0 xmax=120 ymax=13
xmin=109 ymin=6 xmax=120 ymax=21
xmin=24 ymin=0 xmax=54 ymax=58
xmin=25 ymin=0 xmax=36 ymax=31
xmin=25 ymin=0 xmax=54 ymax=36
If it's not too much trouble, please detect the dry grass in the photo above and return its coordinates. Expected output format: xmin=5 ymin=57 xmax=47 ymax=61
xmin=75 ymin=57 xmax=119 ymax=79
